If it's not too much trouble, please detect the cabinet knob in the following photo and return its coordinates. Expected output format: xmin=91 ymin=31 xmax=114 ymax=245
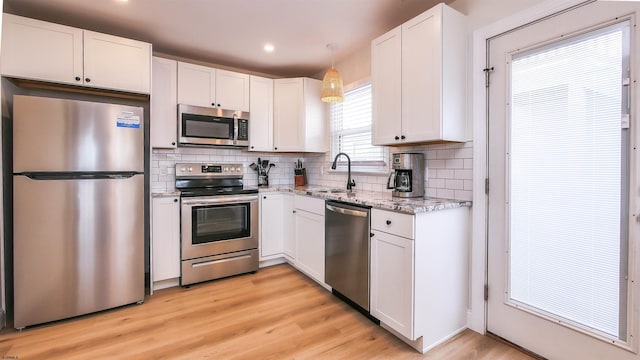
xmin=75 ymin=76 xmax=81 ymax=81
xmin=394 ymin=136 xmax=399 ymax=140
xmin=274 ymin=147 xmax=278 ymax=150
xmin=370 ymin=233 xmax=375 ymax=237
xmin=85 ymin=78 xmax=91 ymax=83
xmin=386 ymin=220 xmax=392 ymax=225
xmin=401 ymin=135 xmax=406 ymax=140
xmin=173 ymin=198 xmax=178 ymax=203
xmin=171 ymin=142 xmax=176 ymax=146
xmin=217 ymin=104 xmax=221 ymax=107
xmin=211 ymin=102 xmax=215 ymax=107
xmin=251 ymin=146 xmax=254 ymax=149
xmin=263 ymin=196 xmax=267 ymax=199
xmin=293 ymin=210 xmax=296 ymax=213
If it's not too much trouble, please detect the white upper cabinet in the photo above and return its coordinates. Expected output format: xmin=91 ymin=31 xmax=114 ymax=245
xmin=248 ymin=75 xmax=274 ymax=152
xmin=371 ymin=3 xmax=466 ymax=145
xmin=273 ymin=77 xmax=327 ymax=152
xmin=177 ymin=61 xmax=249 ymax=112
xmin=151 ymin=57 xmax=178 ymax=149
xmin=177 ymin=62 xmax=216 ymax=107
xmin=216 ymin=69 xmax=250 ymax=112
xmin=1 ymin=14 xmax=151 ymax=94
xmin=83 ymin=30 xmax=152 ymax=94
xmin=371 ymin=26 xmax=402 ymax=146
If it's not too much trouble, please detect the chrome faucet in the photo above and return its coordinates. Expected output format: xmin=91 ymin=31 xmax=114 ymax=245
xmin=331 ymin=152 xmax=356 ymax=192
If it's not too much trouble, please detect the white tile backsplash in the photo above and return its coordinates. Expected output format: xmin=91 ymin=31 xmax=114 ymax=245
xmin=150 ymin=141 xmax=474 ymax=201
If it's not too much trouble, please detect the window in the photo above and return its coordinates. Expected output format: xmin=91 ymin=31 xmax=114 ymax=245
xmin=330 ymin=83 xmax=387 ymax=172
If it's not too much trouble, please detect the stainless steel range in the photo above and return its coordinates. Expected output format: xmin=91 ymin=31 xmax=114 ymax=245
xmin=176 ymin=163 xmax=259 ymax=286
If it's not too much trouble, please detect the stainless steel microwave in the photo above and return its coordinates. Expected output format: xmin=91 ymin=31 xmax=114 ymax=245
xmin=178 ymin=104 xmax=249 ymax=147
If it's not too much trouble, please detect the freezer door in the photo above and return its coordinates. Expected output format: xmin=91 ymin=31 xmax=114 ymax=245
xmin=13 ymin=174 xmax=144 ymax=329
xmin=13 ymin=95 xmax=144 ymax=172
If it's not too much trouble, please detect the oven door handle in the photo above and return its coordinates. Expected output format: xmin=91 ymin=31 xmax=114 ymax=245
xmin=181 ymin=195 xmax=258 ymax=206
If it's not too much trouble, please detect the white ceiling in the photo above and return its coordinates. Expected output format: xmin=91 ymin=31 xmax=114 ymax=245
xmin=3 ymin=0 xmax=450 ymax=78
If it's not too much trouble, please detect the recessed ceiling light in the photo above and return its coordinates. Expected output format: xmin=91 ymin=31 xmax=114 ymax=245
xmin=264 ymin=44 xmax=275 ymax=53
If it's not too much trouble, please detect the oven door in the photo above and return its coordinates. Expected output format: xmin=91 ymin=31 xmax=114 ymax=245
xmin=181 ymin=194 xmax=258 ymax=260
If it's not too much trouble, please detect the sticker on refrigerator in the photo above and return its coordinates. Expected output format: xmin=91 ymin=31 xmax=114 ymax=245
xmin=116 ymin=111 xmax=140 ymax=128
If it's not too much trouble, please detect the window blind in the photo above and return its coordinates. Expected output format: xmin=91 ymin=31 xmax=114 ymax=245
xmin=330 ymin=83 xmax=387 ymax=170
xmin=508 ymin=22 xmax=628 ymax=338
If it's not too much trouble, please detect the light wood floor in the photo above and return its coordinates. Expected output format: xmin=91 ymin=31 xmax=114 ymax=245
xmin=0 ymin=264 xmax=534 ymax=359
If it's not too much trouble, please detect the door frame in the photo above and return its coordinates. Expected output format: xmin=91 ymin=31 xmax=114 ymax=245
xmin=469 ymin=0 xmax=614 ymax=333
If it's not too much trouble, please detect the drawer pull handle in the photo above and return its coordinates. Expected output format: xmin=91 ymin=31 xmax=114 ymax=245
xmin=192 ymin=254 xmax=252 ymax=268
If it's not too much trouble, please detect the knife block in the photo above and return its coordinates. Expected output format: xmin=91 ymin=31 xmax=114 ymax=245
xmin=294 ymin=168 xmax=307 ymax=186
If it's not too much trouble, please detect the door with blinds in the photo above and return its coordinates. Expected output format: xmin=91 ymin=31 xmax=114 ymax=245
xmin=487 ymin=2 xmax=639 ymax=359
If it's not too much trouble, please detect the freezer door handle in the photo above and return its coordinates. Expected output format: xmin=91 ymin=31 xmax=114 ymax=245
xmin=17 ymin=172 xmax=141 ymax=180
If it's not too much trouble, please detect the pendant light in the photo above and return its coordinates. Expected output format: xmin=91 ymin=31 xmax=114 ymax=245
xmin=321 ymin=43 xmax=344 ymax=103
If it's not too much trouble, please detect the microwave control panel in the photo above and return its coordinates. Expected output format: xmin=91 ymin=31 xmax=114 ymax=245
xmin=237 ymin=119 xmax=248 ymax=141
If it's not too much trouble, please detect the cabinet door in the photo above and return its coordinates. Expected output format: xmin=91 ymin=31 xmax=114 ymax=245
xmin=295 ymin=210 xmax=325 ymax=284
xmin=273 ymin=78 xmax=304 ymax=152
xmin=151 ymin=57 xmax=178 ymax=148
xmin=177 ymin=62 xmax=216 ymax=107
xmin=302 ymin=78 xmax=328 ymax=152
xmin=249 ymin=75 xmax=273 ymax=152
xmin=216 ymin=69 xmax=250 ymax=112
xmin=371 ymin=26 xmax=402 ymax=146
xmin=152 ymin=196 xmax=181 ymax=282
xmin=260 ymin=193 xmax=284 ymax=259
xmin=402 ymin=7 xmax=442 ymax=142
xmin=1 ymin=14 xmax=83 ymax=86
xmin=282 ymin=194 xmax=296 ymax=260
xmin=83 ymin=30 xmax=151 ymax=94
xmin=371 ymin=230 xmax=414 ymax=340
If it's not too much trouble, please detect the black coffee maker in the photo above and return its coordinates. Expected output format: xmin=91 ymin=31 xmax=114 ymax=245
xmin=386 ymin=153 xmax=425 ymax=198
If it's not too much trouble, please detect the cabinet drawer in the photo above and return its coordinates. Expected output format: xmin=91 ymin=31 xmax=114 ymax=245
xmin=371 ymin=209 xmax=414 ymax=239
xmin=294 ymin=195 xmax=325 ymax=215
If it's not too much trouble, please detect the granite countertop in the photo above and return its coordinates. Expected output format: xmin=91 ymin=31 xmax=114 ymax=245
xmin=258 ymin=185 xmax=471 ymax=215
xmin=151 ymin=191 xmax=181 ymax=198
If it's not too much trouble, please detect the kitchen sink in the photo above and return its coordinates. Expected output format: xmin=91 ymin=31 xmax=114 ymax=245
xmin=316 ymin=188 xmax=346 ymax=193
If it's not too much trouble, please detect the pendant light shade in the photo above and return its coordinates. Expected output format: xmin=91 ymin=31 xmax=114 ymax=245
xmin=321 ymin=68 xmax=344 ymax=102
xmin=321 ymin=43 xmax=344 ymax=102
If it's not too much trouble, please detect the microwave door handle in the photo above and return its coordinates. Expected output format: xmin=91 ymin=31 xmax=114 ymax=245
xmin=233 ymin=114 xmax=238 ymax=145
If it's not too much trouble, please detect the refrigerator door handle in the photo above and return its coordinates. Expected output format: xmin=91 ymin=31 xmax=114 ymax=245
xmin=18 ymin=172 xmax=141 ymax=180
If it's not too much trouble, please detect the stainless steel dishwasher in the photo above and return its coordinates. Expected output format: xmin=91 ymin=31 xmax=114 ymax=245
xmin=325 ymin=200 xmax=373 ymax=314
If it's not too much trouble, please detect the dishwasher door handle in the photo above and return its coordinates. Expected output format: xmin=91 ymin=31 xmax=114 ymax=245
xmin=326 ymin=204 xmax=368 ymax=217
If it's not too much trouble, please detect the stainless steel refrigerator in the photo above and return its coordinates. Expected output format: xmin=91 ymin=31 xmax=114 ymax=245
xmin=12 ymin=95 xmax=145 ymax=329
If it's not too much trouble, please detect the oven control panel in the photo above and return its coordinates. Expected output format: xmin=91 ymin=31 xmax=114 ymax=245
xmin=175 ymin=163 xmax=243 ymax=177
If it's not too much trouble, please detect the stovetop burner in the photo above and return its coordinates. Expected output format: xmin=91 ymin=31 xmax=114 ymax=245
xmin=175 ymin=162 xmax=257 ymax=197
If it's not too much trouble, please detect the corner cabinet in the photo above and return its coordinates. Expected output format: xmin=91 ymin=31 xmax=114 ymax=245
xmin=259 ymin=192 xmax=294 ymax=261
xmin=1 ymin=14 xmax=151 ymax=94
xmin=151 ymin=57 xmax=178 ymax=148
xmin=177 ymin=61 xmax=250 ymax=111
xmin=249 ymin=75 xmax=274 ymax=152
xmin=371 ymin=3 xmax=466 ymax=145
xmin=370 ymin=207 xmax=469 ymax=353
xmin=273 ymin=78 xmax=327 ymax=152
xmin=151 ymin=196 xmax=181 ymax=290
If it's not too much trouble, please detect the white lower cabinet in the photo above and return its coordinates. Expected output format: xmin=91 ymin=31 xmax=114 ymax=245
xmin=260 ymin=193 xmax=286 ymax=259
xmin=370 ymin=229 xmax=414 ymax=340
xmin=294 ymin=207 xmax=325 ymax=284
xmin=370 ymin=207 xmax=469 ymax=353
xmin=259 ymin=192 xmax=294 ymax=261
xmin=151 ymin=196 xmax=181 ymax=289
xmin=282 ymin=194 xmax=295 ymax=260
